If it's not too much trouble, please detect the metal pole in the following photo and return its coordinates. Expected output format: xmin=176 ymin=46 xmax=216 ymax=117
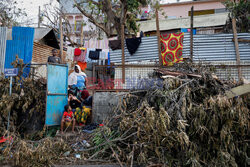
xmin=190 ymin=6 xmax=194 ymax=62
xmin=7 ymin=76 xmax=12 ymax=132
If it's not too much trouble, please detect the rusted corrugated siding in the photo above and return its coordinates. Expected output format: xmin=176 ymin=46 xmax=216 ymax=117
xmin=0 ymin=27 xmax=7 ymax=74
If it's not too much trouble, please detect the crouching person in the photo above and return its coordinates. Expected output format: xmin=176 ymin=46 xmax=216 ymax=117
xmin=61 ymin=105 xmax=76 ymax=133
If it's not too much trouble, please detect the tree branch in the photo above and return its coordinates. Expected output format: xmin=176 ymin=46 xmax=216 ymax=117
xmin=73 ymin=0 xmax=110 ymax=37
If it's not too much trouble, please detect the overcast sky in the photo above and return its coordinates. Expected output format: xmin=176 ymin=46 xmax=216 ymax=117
xmin=16 ymin=0 xmax=190 ymax=26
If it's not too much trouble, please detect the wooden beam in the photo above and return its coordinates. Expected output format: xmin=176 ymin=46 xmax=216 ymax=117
xmin=121 ymin=24 xmax=125 ymax=83
xmin=80 ymin=23 xmax=84 ymax=47
xmin=156 ymin=8 xmax=162 ymax=66
xmin=60 ymin=15 xmax=63 ymax=62
xmin=226 ymin=83 xmax=250 ymax=99
xmin=232 ymin=18 xmax=242 ymax=81
xmin=190 ymin=6 xmax=194 ymax=62
xmin=38 ymin=6 xmax=41 ymax=28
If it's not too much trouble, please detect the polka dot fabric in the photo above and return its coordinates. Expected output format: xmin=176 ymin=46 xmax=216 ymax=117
xmin=160 ymin=33 xmax=184 ymax=66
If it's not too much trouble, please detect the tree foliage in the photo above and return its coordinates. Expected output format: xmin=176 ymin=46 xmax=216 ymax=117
xmin=0 ymin=0 xmax=27 ymax=27
xmin=74 ymin=0 xmax=152 ymax=38
xmin=224 ymin=0 xmax=250 ymax=32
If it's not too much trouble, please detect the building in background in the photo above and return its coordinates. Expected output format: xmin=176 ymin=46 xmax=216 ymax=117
xmin=139 ymin=0 xmax=227 ymax=35
xmin=158 ymin=0 xmax=226 ymax=19
xmin=57 ymin=0 xmax=105 ymax=47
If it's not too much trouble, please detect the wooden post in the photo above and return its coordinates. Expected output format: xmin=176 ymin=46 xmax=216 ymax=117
xmin=156 ymin=8 xmax=162 ymax=66
xmin=232 ymin=18 xmax=242 ymax=81
xmin=60 ymin=15 xmax=63 ymax=62
xmin=38 ymin=6 xmax=41 ymax=28
xmin=190 ymin=6 xmax=194 ymax=62
xmin=121 ymin=24 xmax=125 ymax=83
xmin=80 ymin=23 xmax=84 ymax=47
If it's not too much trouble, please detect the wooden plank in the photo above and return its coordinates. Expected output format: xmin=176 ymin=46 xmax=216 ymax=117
xmin=190 ymin=6 xmax=194 ymax=62
xmin=60 ymin=15 xmax=64 ymax=63
xmin=232 ymin=18 xmax=242 ymax=81
xmin=226 ymin=83 xmax=250 ymax=99
xmin=156 ymin=8 xmax=162 ymax=66
xmin=121 ymin=24 xmax=125 ymax=83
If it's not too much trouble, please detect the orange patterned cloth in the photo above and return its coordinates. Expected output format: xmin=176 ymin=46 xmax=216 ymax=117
xmin=160 ymin=33 xmax=184 ymax=66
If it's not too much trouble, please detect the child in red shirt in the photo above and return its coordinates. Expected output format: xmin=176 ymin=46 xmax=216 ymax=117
xmin=61 ymin=105 xmax=76 ymax=133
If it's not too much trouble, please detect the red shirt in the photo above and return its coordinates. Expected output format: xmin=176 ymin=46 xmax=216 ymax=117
xmin=63 ymin=111 xmax=73 ymax=120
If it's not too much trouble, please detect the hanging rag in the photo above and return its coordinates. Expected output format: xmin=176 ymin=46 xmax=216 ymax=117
xmin=107 ymin=52 xmax=110 ymax=66
xmin=86 ymin=48 xmax=95 ymax=62
xmin=74 ymin=49 xmax=86 ymax=62
xmin=125 ymin=37 xmax=141 ymax=55
xmin=68 ymin=65 xmax=87 ymax=86
xmin=89 ymin=51 xmax=99 ymax=60
xmin=77 ymin=61 xmax=87 ymax=71
xmin=99 ymin=51 xmax=107 ymax=60
xmin=109 ymin=40 xmax=121 ymax=50
xmin=74 ymin=48 xmax=81 ymax=56
xmin=160 ymin=32 xmax=184 ymax=66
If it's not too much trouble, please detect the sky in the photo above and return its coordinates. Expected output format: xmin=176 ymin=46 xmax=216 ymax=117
xmin=16 ymin=0 xmax=190 ymax=26
xmin=16 ymin=0 xmax=59 ymax=26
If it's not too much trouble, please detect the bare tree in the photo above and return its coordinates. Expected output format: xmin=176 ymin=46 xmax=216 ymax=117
xmin=41 ymin=4 xmax=77 ymax=46
xmin=0 ymin=0 xmax=28 ymax=27
xmin=73 ymin=0 xmax=149 ymax=39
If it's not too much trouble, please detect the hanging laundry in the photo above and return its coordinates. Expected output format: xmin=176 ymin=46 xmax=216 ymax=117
xmin=109 ymin=40 xmax=121 ymax=50
xmin=74 ymin=48 xmax=81 ymax=56
xmin=160 ymin=32 xmax=184 ymax=66
xmin=77 ymin=61 xmax=87 ymax=71
xmin=74 ymin=48 xmax=86 ymax=62
xmin=99 ymin=51 xmax=106 ymax=60
xmin=89 ymin=51 xmax=99 ymax=60
xmin=126 ymin=37 xmax=141 ymax=55
xmin=107 ymin=52 xmax=110 ymax=66
xmin=85 ymin=48 xmax=95 ymax=63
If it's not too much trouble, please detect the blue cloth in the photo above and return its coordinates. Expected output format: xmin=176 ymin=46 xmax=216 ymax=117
xmin=76 ymin=75 xmax=86 ymax=90
xmin=181 ymin=28 xmax=196 ymax=35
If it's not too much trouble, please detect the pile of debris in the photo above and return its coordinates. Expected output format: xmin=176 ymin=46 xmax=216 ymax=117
xmin=85 ymin=63 xmax=249 ymax=166
xmin=0 ymin=62 xmax=249 ymax=166
xmin=0 ymin=58 xmax=46 ymax=138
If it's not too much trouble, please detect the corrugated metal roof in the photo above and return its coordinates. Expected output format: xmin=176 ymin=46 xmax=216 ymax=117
xmin=34 ymin=28 xmax=52 ymax=41
xmin=5 ymin=27 xmax=35 ymax=77
xmin=110 ymin=33 xmax=250 ymax=64
xmin=110 ymin=36 xmax=159 ymax=63
xmin=138 ymin=13 xmax=228 ymax=32
xmin=183 ymin=33 xmax=250 ymax=62
xmin=0 ymin=27 xmax=7 ymax=75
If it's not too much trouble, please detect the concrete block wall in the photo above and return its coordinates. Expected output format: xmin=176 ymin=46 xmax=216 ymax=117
xmin=92 ymin=92 xmax=127 ymax=123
